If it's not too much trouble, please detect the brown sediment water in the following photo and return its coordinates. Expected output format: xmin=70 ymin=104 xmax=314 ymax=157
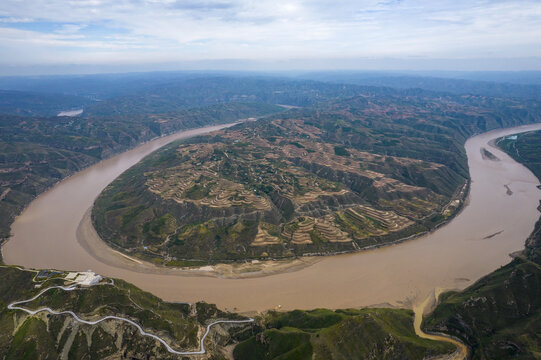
xmin=413 ymin=288 xmax=469 ymax=360
xmin=3 ymin=123 xmax=541 ymax=313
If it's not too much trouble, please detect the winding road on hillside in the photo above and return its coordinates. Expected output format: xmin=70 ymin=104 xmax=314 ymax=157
xmin=7 ymin=281 xmax=254 ymax=356
xmin=3 ymin=122 xmax=541 ymax=313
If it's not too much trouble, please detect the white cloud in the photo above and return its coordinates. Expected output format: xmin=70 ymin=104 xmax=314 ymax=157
xmin=0 ymin=0 xmax=540 ymax=70
xmin=0 ymin=16 xmax=34 ymax=23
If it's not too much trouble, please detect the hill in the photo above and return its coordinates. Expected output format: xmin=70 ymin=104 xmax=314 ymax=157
xmin=0 ymin=265 xmax=252 ymax=359
xmin=92 ymin=92 xmax=541 ymax=264
xmin=0 ymin=102 xmax=283 ymax=242
xmin=0 ymin=264 xmax=459 ymax=360
xmin=233 ymin=308 xmax=455 ymax=360
xmin=300 ymin=72 xmax=541 ymax=100
xmin=497 ymin=130 xmax=541 ymax=181
xmin=82 ymin=77 xmax=372 ymax=117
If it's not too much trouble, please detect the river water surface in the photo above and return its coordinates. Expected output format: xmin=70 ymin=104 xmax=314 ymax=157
xmin=3 ymin=123 xmax=541 ymax=312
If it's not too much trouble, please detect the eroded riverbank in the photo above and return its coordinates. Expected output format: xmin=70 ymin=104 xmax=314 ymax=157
xmin=3 ymin=123 xmax=541 ymax=313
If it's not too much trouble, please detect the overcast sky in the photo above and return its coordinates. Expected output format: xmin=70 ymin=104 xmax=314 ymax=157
xmin=0 ymin=0 xmax=540 ymax=74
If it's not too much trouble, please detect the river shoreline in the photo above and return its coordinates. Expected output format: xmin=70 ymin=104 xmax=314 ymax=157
xmin=413 ymin=288 xmax=470 ymax=360
xmin=4 ymin=122 xmax=541 ymax=312
xmin=77 ymin=207 xmax=322 ymax=278
xmin=78 ymin=178 xmax=470 ymax=279
xmin=0 ymin=122 xmax=240 ymax=260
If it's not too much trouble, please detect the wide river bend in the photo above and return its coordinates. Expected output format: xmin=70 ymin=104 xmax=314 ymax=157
xmin=4 ymin=122 xmax=541 ymax=312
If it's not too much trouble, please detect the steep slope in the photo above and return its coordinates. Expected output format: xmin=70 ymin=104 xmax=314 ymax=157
xmin=0 ymin=266 xmax=250 ymax=359
xmin=424 ymin=223 xmax=541 ymax=359
xmin=497 ymin=130 xmax=541 ymax=182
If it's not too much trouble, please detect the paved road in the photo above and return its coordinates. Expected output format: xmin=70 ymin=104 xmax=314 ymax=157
xmin=8 ymin=284 xmax=254 ymax=356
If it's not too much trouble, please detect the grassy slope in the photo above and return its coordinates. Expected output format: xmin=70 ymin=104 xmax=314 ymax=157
xmin=0 ymin=266 xmax=248 ymax=359
xmin=0 ymin=265 xmax=456 ymax=360
xmin=424 ymin=130 xmax=541 ymax=360
xmin=233 ymin=308 xmax=454 ymax=360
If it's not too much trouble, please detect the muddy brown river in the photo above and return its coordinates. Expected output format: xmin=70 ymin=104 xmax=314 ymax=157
xmin=3 ymin=123 xmax=541 ymax=313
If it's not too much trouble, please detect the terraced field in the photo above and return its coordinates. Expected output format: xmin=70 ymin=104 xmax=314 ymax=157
xmin=93 ymin=90 xmax=541 ymax=264
xmin=93 ymin=100 xmax=472 ymax=263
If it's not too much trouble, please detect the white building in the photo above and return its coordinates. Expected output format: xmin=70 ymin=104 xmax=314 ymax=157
xmin=65 ymin=270 xmax=102 ymax=286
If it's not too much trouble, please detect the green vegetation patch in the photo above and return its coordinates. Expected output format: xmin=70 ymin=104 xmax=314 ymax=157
xmin=234 ymin=308 xmax=454 ymax=360
xmin=498 ymin=130 xmax=541 ymax=180
xmin=0 ymin=266 xmax=250 ymax=359
xmin=333 ymin=145 xmax=350 ymax=157
xmin=425 ymin=258 xmax=541 ymax=359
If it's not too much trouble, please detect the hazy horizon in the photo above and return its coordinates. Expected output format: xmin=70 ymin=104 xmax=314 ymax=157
xmin=2 ymin=58 xmax=541 ymax=77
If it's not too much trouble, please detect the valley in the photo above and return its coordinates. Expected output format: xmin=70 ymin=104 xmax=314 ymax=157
xmin=3 ymin=118 xmax=541 ymax=313
xmin=0 ymin=101 xmax=283 ymax=242
xmin=2 ymin=0 xmax=541 ymax=356
xmin=2 ymin=74 xmax=541 ymax=359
